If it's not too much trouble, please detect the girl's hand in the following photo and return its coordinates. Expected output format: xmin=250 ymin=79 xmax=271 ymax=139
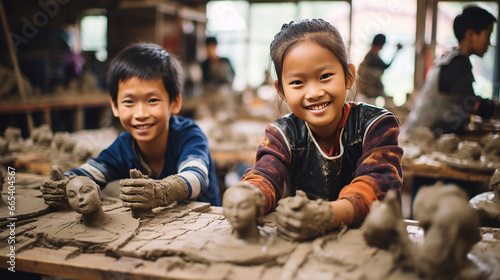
xmin=275 ymin=190 xmax=335 ymax=241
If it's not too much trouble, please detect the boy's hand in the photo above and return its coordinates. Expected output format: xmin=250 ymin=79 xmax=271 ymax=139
xmin=40 ymin=164 xmax=70 ymax=209
xmin=275 ymin=190 xmax=335 ymax=241
xmin=120 ymin=170 xmax=189 ymax=211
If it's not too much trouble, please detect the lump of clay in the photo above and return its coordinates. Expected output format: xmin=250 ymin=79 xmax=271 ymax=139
xmin=456 ymin=141 xmax=482 ymax=161
xmin=480 ymin=134 xmax=500 ymax=163
xmin=407 ymin=126 xmax=436 ymax=151
xmin=435 ymin=133 xmax=460 ymax=154
xmin=31 ymin=124 xmax=53 ymax=147
xmin=470 ymin=169 xmax=500 ymax=227
xmin=3 ymin=126 xmax=24 ymax=152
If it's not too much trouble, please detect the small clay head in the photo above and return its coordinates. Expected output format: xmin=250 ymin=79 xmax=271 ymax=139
xmin=66 ymin=176 xmax=102 ymax=215
xmin=223 ymin=182 xmax=266 ymax=231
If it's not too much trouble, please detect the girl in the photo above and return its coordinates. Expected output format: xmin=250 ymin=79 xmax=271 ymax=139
xmin=240 ymin=19 xmax=403 ymax=241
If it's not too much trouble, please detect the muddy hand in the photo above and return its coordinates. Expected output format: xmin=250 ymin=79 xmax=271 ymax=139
xmin=40 ymin=164 xmax=69 ymax=208
xmin=276 ymin=190 xmax=335 ymax=241
xmin=120 ymin=169 xmax=155 ymax=218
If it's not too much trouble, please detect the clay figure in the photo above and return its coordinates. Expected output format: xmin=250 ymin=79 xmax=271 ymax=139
xmin=66 ymin=176 xmax=110 ymax=226
xmin=413 ymin=182 xmax=484 ymax=279
xmin=470 ymin=169 xmax=500 ymax=227
xmin=222 ymin=182 xmax=266 ymax=242
xmin=362 ymin=190 xmax=414 ymax=270
xmin=362 ymin=182 xmax=487 ymax=279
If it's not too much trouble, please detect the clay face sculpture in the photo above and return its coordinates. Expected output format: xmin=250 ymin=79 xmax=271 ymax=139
xmin=222 ymin=182 xmax=265 ymax=241
xmin=66 ymin=176 xmax=109 ymax=226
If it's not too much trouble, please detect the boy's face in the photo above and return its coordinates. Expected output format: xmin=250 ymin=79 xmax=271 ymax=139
xmin=111 ymin=77 xmax=181 ymax=146
xmin=468 ymin=23 xmax=493 ymax=57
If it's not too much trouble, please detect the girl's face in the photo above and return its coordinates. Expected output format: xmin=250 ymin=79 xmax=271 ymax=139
xmin=66 ymin=177 xmax=101 ymax=215
xmin=278 ymin=41 xmax=354 ymax=135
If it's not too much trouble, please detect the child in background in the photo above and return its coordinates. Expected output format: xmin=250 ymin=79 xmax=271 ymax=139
xmin=402 ymin=6 xmax=497 ymax=138
xmin=41 ymin=43 xmax=221 ymax=210
xmin=240 ymin=19 xmax=403 ymax=241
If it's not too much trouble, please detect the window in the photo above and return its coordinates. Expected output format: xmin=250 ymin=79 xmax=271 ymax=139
xmin=81 ymin=14 xmax=108 ymax=62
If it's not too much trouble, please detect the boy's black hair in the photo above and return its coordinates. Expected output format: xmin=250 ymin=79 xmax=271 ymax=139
xmin=453 ymin=5 xmax=497 ymax=42
xmin=107 ymin=43 xmax=183 ymax=105
xmin=205 ymin=36 xmax=218 ymax=45
xmin=372 ymin=34 xmax=386 ymax=46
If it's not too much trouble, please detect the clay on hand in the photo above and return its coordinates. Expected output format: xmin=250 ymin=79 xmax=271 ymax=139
xmin=275 ymin=190 xmax=335 ymax=241
xmin=40 ymin=164 xmax=70 ymax=209
xmin=120 ymin=169 xmax=189 ymax=211
xmin=223 ymin=182 xmax=265 ymax=242
xmin=66 ymin=176 xmax=109 ymax=226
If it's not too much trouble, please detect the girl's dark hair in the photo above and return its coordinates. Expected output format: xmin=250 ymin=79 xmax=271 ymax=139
xmin=107 ymin=43 xmax=183 ymax=105
xmin=270 ymin=19 xmax=354 ymax=95
xmin=453 ymin=6 xmax=496 ymax=42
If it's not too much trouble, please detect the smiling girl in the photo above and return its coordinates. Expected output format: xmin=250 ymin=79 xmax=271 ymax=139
xmin=240 ymin=19 xmax=403 ymax=241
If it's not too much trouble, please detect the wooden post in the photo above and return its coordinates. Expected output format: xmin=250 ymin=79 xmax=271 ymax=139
xmin=0 ymin=0 xmax=34 ymax=134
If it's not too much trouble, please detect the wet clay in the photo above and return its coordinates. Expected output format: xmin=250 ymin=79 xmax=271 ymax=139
xmin=470 ymin=169 xmax=500 ymax=227
xmin=0 ymin=168 xmax=49 ymax=220
xmin=33 ymin=176 xmax=139 ymax=253
xmin=33 ymin=206 xmax=139 ymax=253
xmin=178 ymin=182 xmax=296 ymax=264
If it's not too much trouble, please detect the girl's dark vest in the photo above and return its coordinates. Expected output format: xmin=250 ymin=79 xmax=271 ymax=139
xmin=271 ymin=103 xmax=392 ymax=201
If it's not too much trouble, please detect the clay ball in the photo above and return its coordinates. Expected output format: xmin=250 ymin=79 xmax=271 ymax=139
xmin=456 ymin=141 xmax=482 ymax=161
xmin=435 ymin=134 xmax=460 ymax=154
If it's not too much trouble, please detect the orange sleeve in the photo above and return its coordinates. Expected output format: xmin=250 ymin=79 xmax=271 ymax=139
xmin=338 ymin=179 xmax=379 ymax=226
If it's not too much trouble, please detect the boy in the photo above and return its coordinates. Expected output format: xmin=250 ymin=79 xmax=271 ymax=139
xmin=402 ymin=5 xmax=497 ymax=138
xmin=41 ymin=43 xmax=221 ymax=210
